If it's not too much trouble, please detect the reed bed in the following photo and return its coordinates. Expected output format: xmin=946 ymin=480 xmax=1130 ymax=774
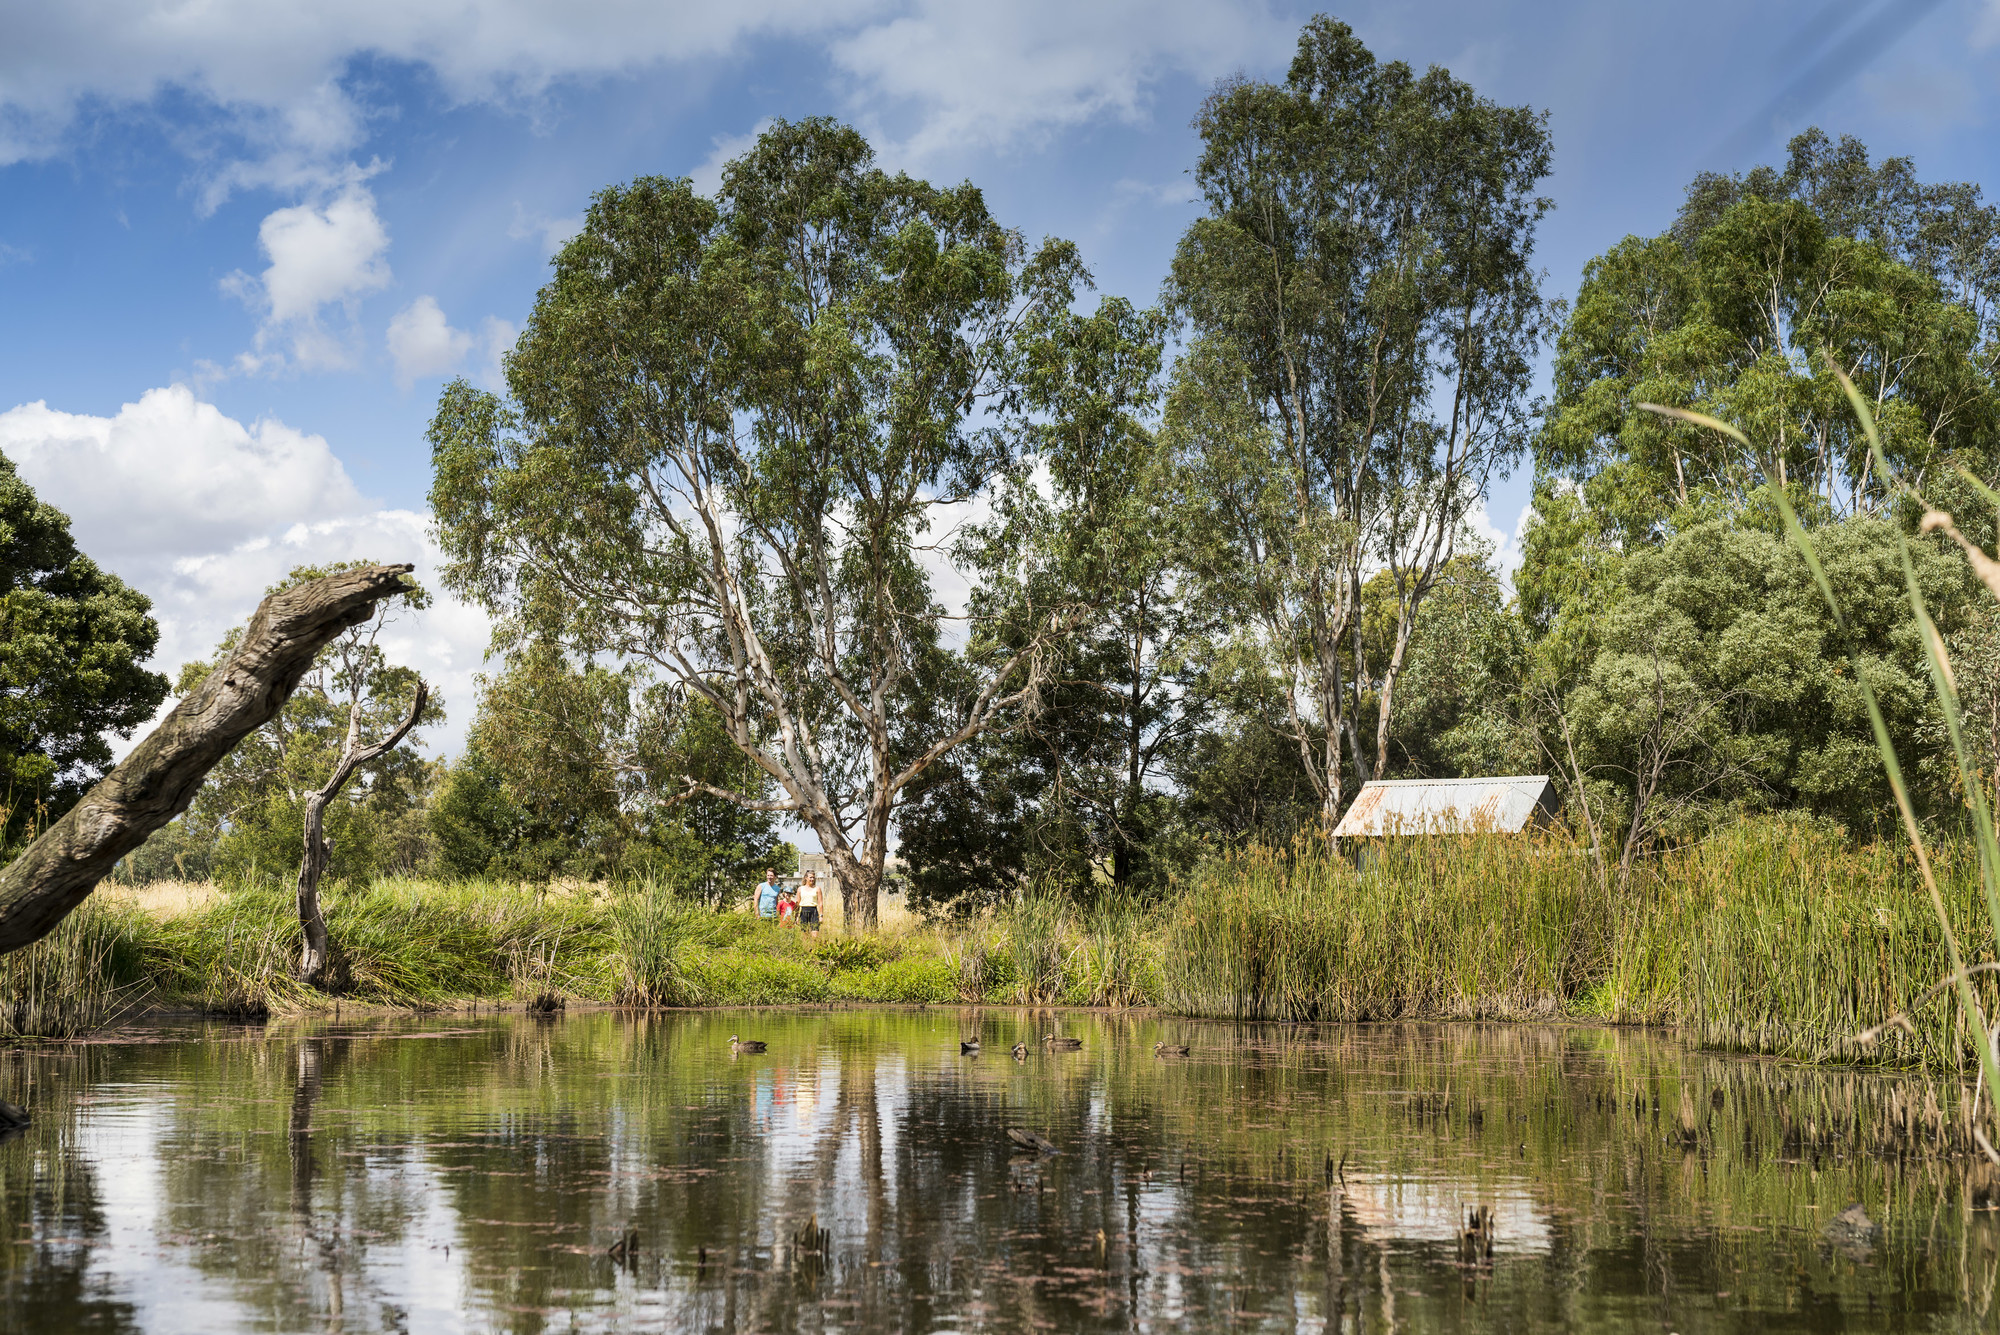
xmin=4 ymin=815 xmax=1995 ymax=1079
xmin=1159 ymin=818 xmax=1998 ymax=1072
xmin=1160 ymin=834 xmax=1583 ymax=1023
xmin=0 ymin=899 xmax=147 ymax=1039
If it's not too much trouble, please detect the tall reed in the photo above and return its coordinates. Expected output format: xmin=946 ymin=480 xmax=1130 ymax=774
xmin=1161 ymin=833 xmax=1581 ymax=1022
xmin=0 ymin=900 xmax=145 ymax=1038
xmin=1645 ymin=386 xmax=2000 ymax=1136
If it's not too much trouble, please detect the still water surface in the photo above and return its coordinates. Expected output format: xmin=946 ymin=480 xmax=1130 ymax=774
xmin=0 ymin=1009 xmax=1995 ymax=1332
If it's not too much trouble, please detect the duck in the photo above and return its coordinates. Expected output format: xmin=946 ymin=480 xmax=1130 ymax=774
xmin=0 ymin=1101 xmax=27 ymax=1131
xmin=1153 ymin=1041 xmax=1191 ymax=1058
xmin=1012 ymin=1042 xmax=1028 ymax=1061
xmin=1043 ymin=1035 xmax=1083 ymax=1051
xmin=960 ymin=1038 xmax=981 ymax=1054
xmin=729 ymin=1035 xmax=767 ymax=1054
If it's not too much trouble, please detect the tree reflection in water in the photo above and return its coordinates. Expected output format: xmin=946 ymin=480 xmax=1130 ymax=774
xmin=0 ymin=1011 xmax=1995 ymax=1332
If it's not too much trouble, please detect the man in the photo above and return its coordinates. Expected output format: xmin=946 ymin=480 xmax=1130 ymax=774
xmin=755 ymin=868 xmax=781 ymax=920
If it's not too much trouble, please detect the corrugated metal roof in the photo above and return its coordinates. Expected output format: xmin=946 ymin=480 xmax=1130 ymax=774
xmin=1332 ymin=775 xmax=1559 ymax=837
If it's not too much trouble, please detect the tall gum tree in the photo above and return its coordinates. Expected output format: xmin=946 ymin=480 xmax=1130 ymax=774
xmin=1537 ymin=129 xmax=2000 ymax=548
xmin=1165 ymin=17 xmax=1551 ymax=826
xmin=429 ymin=120 xmax=1089 ymax=928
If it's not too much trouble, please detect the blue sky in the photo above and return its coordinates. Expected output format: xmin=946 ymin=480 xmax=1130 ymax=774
xmin=2 ymin=0 xmax=1998 ymax=763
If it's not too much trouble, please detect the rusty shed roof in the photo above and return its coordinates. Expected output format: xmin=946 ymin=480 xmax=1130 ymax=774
xmin=1332 ymin=775 xmax=1559 ymax=837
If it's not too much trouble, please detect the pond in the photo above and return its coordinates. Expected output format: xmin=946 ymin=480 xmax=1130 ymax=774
xmin=0 ymin=1009 xmax=1996 ymax=1333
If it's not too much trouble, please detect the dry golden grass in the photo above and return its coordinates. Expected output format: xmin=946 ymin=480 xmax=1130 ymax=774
xmin=98 ymin=879 xmax=224 ymax=917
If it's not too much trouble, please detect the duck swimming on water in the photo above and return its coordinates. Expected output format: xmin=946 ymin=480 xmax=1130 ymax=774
xmin=1043 ymin=1035 xmax=1083 ymax=1051
xmin=1012 ymin=1042 xmax=1028 ymax=1061
xmin=1154 ymin=1041 xmax=1190 ymax=1057
xmin=961 ymin=1038 xmax=981 ymax=1054
xmin=729 ymin=1035 xmax=767 ymax=1054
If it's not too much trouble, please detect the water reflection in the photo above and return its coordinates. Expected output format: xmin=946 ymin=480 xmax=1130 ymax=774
xmin=0 ymin=1012 xmax=1996 ymax=1332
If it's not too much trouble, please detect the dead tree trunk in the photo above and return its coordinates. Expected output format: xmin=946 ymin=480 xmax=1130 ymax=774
xmin=296 ymin=679 xmax=428 ymax=987
xmin=0 ymin=564 xmax=416 ymax=955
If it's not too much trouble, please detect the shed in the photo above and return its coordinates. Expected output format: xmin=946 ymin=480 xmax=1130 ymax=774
xmin=1332 ymin=775 xmax=1559 ymax=838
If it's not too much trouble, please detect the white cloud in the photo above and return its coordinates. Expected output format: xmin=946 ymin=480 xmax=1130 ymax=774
xmin=0 ymin=386 xmax=364 ymax=563
xmin=507 ymin=204 xmax=584 ymax=256
xmin=476 ymin=317 xmax=517 ymax=390
xmin=223 ymin=181 xmax=393 ymax=371
xmin=386 ymin=296 xmax=474 ymax=387
xmin=691 ymin=118 xmax=775 ymax=196
xmin=828 ymin=0 xmax=1293 ymax=161
xmin=386 ymin=298 xmax=515 ymax=390
xmin=0 ymin=1 xmax=884 ymax=178
xmin=0 ymin=2 xmax=1292 ymax=182
xmin=0 ymin=386 xmax=489 ymax=755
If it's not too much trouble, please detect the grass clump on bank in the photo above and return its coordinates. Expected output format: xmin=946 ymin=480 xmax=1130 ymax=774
xmin=0 ymin=876 xmax=973 ymax=1032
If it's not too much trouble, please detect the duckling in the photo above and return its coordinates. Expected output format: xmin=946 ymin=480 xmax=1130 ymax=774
xmin=1153 ymin=1041 xmax=1190 ymax=1058
xmin=729 ymin=1035 xmax=768 ymax=1054
xmin=1043 ymin=1035 xmax=1083 ymax=1051
xmin=1012 ymin=1042 xmax=1028 ymax=1061
xmin=960 ymin=1038 xmax=981 ymax=1054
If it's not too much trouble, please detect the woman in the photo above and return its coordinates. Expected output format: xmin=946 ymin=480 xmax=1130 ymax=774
xmin=797 ymin=869 xmax=823 ymax=935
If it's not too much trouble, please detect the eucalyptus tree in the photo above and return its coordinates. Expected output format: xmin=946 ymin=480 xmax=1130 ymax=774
xmin=430 ymin=119 xmax=1088 ymax=928
xmin=1165 ymin=16 xmax=1551 ymax=826
xmin=1539 ymin=129 xmax=2000 ymax=546
xmin=432 ymin=643 xmax=786 ymax=886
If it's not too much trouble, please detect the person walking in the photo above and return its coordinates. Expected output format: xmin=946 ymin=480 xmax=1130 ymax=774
xmin=797 ymin=869 xmax=823 ymax=935
xmin=755 ymin=867 xmax=781 ymax=921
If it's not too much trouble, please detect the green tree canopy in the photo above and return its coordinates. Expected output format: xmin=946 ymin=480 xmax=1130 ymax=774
xmin=0 ymin=452 xmax=168 ymax=846
xmin=1538 ymin=129 xmax=2000 ymax=546
xmin=431 ymin=643 xmax=790 ymax=887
